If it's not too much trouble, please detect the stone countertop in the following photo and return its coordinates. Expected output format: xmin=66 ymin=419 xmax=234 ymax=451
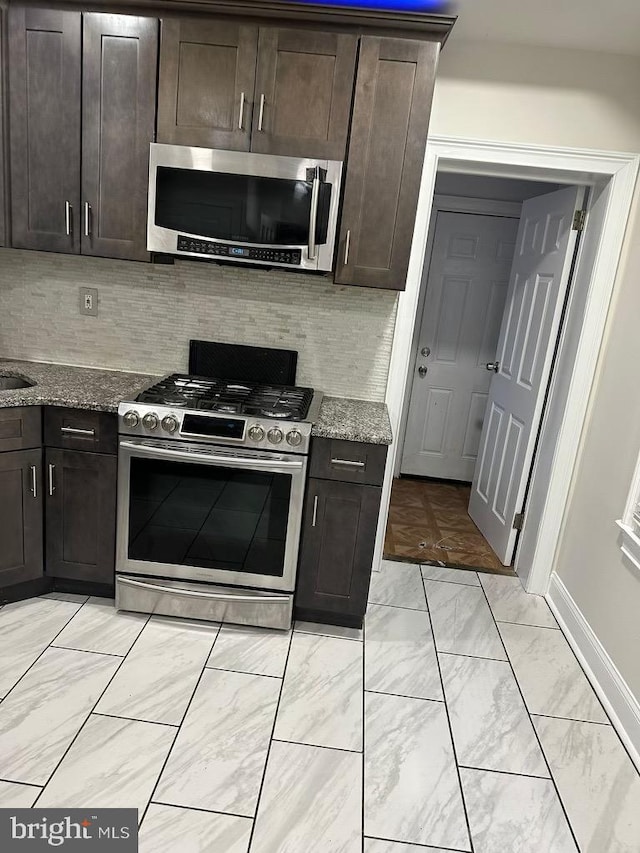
xmin=312 ymin=396 xmax=393 ymax=446
xmin=0 ymin=359 xmax=158 ymax=413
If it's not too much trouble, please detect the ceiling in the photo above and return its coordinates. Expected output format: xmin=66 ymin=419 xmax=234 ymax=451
xmin=448 ymin=0 xmax=640 ymax=57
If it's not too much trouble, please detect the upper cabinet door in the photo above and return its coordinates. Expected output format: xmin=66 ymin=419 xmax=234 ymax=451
xmin=157 ymin=19 xmax=258 ymax=151
xmin=335 ymin=37 xmax=439 ymax=291
xmin=8 ymin=8 xmax=81 ymax=253
xmin=81 ymin=14 xmax=158 ymax=262
xmin=251 ymin=28 xmax=356 ymax=159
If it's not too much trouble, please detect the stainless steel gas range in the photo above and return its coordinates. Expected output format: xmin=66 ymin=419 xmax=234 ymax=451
xmin=115 ymin=374 xmax=322 ymax=629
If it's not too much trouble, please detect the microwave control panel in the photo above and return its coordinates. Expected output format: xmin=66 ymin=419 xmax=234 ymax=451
xmin=177 ymin=236 xmax=302 ymax=266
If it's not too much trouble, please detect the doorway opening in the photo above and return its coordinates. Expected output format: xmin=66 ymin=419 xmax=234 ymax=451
xmin=385 ymin=172 xmax=585 ymax=576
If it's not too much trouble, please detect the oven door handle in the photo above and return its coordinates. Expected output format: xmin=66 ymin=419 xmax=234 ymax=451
xmin=118 ymin=575 xmax=291 ymax=604
xmin=119 ymin=440 xmax=305 ymax=471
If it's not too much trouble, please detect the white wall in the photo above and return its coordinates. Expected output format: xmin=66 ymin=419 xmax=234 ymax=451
xmin=429 ymin=38 xmax=640 ymax=698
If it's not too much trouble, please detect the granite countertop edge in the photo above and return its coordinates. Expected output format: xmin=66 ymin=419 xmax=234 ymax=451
xmin=311 ymin=395 xmax=393 ymax=446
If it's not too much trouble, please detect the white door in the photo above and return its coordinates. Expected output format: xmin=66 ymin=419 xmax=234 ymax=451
xmin=469 ymin=185 xmax=585 ymax=565
xmin=401 ymin=211 xmax=519 ymax=480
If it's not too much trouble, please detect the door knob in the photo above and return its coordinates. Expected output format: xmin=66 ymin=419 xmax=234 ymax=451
xmin=418 ymin=365 xmax=428 ymax=377
xmin=486 ymin=362 xmax=500 ymax=373
xmin=421 ymin=346 xmax=431 ymax=357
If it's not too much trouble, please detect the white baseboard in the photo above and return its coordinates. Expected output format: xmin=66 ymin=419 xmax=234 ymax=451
xmin=547 ymin=572 xmax=640 ymax=772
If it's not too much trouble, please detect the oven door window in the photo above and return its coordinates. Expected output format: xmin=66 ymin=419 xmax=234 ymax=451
xmin=154 ymin=166 xmax=331 ymax=246
xmin=128 ymin=458 xmax=291 ymax=577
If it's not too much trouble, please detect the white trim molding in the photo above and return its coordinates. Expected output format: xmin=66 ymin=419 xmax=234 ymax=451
xmin=372 ymin=133 xmax=639 ymax=597
xmin=547 ymin=572 xmax=640 ymax=773
xmin=616 ymin=522 xmax=640 ymax=573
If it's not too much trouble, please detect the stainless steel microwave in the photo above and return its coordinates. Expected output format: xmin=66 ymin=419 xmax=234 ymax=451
xmin=147 ymin=143 xmax=343 ymax=272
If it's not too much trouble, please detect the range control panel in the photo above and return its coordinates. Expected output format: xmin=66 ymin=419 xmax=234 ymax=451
xmin=177 ymin=236 xmax=302 ymax=266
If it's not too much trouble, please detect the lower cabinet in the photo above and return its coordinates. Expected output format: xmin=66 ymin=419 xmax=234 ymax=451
xmin=295 ymin=437 xmax=387 ymax=627
xmin=45 ymin=447 xmax=117 ymax=586
xmin=0 ymin=448 xmax=43 ymax=588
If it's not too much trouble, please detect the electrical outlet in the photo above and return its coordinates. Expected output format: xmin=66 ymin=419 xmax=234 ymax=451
xmin=80 ymin=287 xmax=98 ymax=317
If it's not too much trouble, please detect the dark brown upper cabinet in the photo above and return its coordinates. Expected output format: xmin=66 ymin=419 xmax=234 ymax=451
xmin=9 ymin=9 xmax=82 ymax=253
xmin=8 ymin=9 xmax=158 ymax=261
xmin=250 ymin=28 xmax=356 ymax=159
xmin=157 ymin=21 xmax=356 ymax=160
xmin=335 ymin=37 xmax=439 ymax=291
xmin=157 ymin=19 xmax=258 ymax=151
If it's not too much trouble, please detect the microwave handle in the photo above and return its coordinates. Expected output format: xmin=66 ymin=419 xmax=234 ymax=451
xmin=308 ymin=167 xmax=321 ymax=261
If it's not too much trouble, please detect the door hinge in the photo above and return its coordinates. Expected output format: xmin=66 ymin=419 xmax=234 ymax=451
xmin=513 ymin=512 xmax=525 ymax=531
xmin=572 ymin=209 xmax=586 ymax=232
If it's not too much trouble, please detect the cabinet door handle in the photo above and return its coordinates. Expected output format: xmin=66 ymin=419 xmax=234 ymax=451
xmin=344 ymin=229 xmax=351 ymax=266
xmin=238 ymin=91 xmax=245 ymax=130
xmin=311 ymin=495 xmax=318 ymax=527
xmin=331 ymin=458 xmax=365 ymax=469
xmin=30 ymin=465 xmax=37 ymax=499
xmin=48 ymin=463 xmax=56 ymax=496
xmin=61 ymin=426 xmax=95 ymax=437
xmin=257 ymin=93 xmax=265 ymax=132
xmin=84 ymin=202 xmax=91 ymax=238
xmin=65 ymin=200 xmax=72 ymax=236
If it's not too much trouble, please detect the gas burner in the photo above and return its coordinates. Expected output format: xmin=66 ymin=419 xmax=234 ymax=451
xmin=262 ymin=408 xmax=293 ymax=419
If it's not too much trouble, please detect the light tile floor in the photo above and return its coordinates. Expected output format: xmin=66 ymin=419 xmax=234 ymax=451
xmin=0 ymin=570 xmax=639 ymax=851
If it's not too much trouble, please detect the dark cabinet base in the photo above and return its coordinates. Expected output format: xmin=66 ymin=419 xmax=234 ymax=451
xmin=294 ymin=606 xmax=364 ymax=630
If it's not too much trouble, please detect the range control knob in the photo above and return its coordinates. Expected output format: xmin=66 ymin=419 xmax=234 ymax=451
xmin=161 ymin=415 xmax=179 ymax=434
xmin=286 ymin=429 xmax=303 ymax=447
xmin=122 ymin=410 xmax=140 ymax=428
xmin=142 ymin=412 xmax=159 ymax=431
xmin=248 ymin=424 xmax=265 ymax=442
xmin=267 ymin=427 xmax=284 ymax=445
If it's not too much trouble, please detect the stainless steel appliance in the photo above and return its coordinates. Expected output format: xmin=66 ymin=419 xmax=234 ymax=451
xmin=147 ymin=143 xmax=343 ymax=272
xmin=116 ymin=375 xmax=322 ymax=629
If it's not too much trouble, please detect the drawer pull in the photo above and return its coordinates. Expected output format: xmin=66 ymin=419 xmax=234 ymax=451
xmin=29 ymin=465 xmax=37 ymax=499
xmin=312 ymin=495 xmax=318 ymax=527
xmin=330 ymin=458 xmax=365 ymax=468
xmin=61 ymin=426 xmax=95 ymax=437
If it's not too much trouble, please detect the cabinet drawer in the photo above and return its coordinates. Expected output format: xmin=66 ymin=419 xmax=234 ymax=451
xmin=44 ymin=407 xmax=117 ymax=454
xmin=0 ymin=407 xmax=41 ymax=452
xmin=309 ymin=438 xmax=387 ymax=486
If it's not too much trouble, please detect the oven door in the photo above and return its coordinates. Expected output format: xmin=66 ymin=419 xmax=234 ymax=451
xmin=117 ymin=438 xmax=307 ymax=592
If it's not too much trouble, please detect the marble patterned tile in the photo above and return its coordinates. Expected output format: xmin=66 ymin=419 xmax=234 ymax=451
xmin=365 ymin=841 xmax=455 ymax=853
xmin=368 ymin=561 xmax=427 ymax=610
xmin=295 ymin=620 xmax=363 ymax=641
xmin=0 ymin=780 xmax=41 ymax=807
xmin=0 ymin=597 xmax=84 ymax=698
xmin=479 ymin=575 xmax=557 ymax=628
xmin=140 ymin=804 xmax=252 ymax=853
xmin=53 ymin=597 xmax=148 ymax=656
xmin=0 ymin=647 xmax=120 ymax=785
xmin=424 ymin=580 xmax=507 ymax=660
xmin=421 ymin=565 xmax=480 ymax=586
xmin=274 ymin=633 xmax=362 ymax=751
xmin=38 ymin=714 xmax=175 ymax=812
xmin=439 ymin=654 xmax=547 ymax=776
xmin=498 ymin=623 xmax=608 ymax=722
xmin=365 ymin=603 xmax=443 ymax=701
xmin=365 ymin=692 xmax=470 ymax=850
xmin=155 ymin=668 xmax=280 ymax=816
xmin=460 ymin=767 xmax=577 ymax=852
xmin=251 ymin=740 xmax=361 ymax=853
xmin=207 ymin=623 xmax=291 ymax=677
xmin=95 ymin=617 xmax=218 ymax=725
xmin=39 ymin=592 xmax=89 ymax=604
xmin=534 ymin=715 xmax=640 ymax=852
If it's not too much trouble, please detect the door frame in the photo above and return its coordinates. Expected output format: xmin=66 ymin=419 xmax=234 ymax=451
xmin=375 ymin=135 xmax=639 ymax=594
xmin=395 ymin=193 xmax=522 ymax=478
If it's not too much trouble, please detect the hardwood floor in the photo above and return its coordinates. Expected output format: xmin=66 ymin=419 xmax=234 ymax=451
xmin=384 ymin=477 xmax=515 ymax=575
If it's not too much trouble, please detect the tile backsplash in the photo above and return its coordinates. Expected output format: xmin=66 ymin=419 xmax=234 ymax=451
xmin=0 ymin=249 xmax=398 ymax=401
